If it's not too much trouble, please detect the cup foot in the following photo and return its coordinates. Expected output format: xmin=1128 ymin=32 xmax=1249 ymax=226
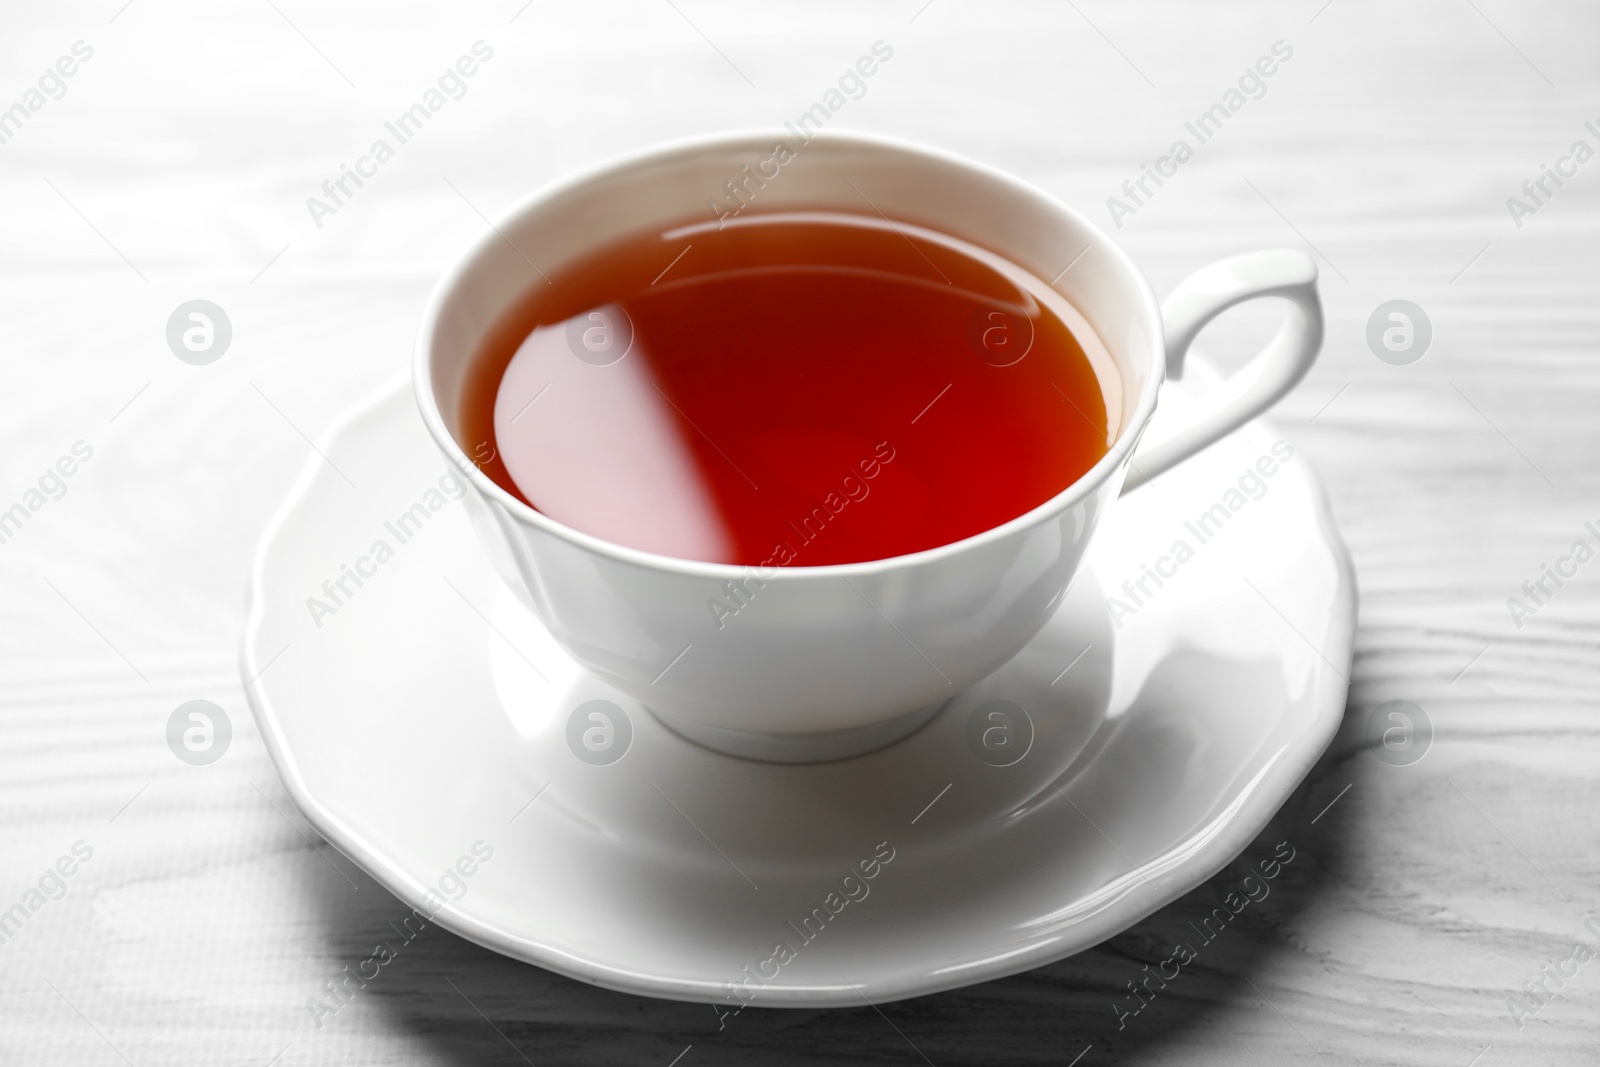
xmin=645 ymin=701 xmax=948 ymax=764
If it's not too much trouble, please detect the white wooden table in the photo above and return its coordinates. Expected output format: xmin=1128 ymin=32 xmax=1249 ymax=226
xmin=3 ymin=1 xmax=1597 ymax=1063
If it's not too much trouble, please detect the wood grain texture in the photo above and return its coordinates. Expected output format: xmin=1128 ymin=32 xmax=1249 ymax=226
xmin=2 ymin=0 xmax=1598 ymax=1063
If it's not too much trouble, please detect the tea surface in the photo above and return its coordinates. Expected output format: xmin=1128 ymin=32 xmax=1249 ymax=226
xmin=461 ymin=212 xmax=1116 ymax=566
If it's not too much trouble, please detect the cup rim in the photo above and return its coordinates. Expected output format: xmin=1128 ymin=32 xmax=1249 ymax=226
xmin=413 ymin=127 xmax=1166 ymax=581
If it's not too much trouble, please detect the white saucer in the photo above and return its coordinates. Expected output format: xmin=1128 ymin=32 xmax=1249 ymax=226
xmin=242 ymin=365 xmax=1354 ymax=1007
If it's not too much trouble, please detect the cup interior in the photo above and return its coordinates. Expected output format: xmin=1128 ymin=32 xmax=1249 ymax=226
xmin=419 ymin=130 xmax=1162 ymax=545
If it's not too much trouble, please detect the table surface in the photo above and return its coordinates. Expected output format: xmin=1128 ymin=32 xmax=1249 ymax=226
xmin=3 ymin=1 xmax=1597 ymax=1064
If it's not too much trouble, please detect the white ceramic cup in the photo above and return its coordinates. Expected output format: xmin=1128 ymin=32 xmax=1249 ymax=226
xmin=415 ymin=130 xmax=1322 ymax=763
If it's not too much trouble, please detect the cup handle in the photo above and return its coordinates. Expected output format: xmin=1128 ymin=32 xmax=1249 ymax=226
xmin=1120 ymin=249 xmax=1323 ymax=494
